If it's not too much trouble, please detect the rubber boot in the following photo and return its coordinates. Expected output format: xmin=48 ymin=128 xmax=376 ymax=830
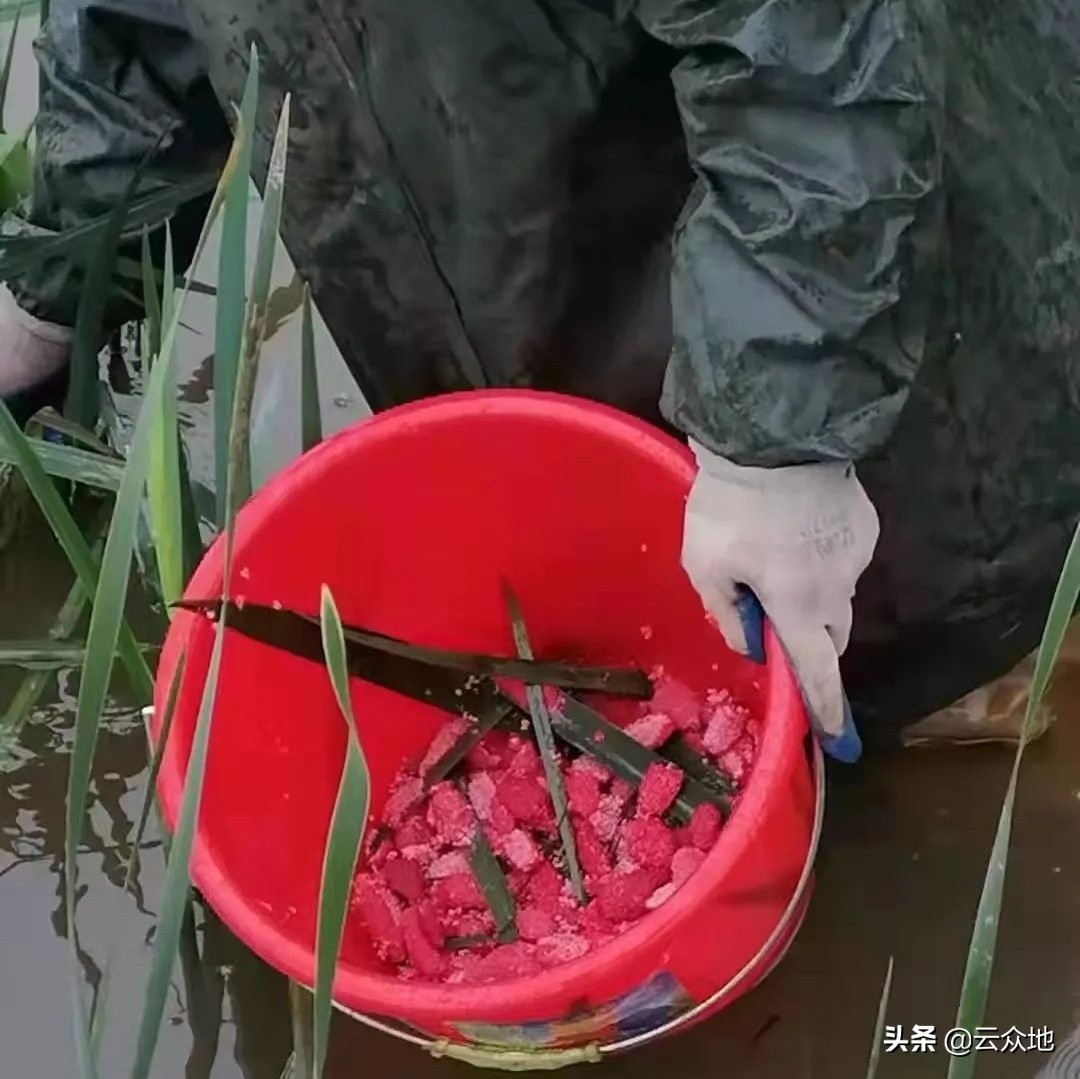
xmin=900 ymin=619 xmax=1080 ymax=747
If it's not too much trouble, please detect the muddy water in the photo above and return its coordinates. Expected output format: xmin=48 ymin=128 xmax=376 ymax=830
xmin=5 ymin=16 xmax=1080 ymax=1079
xmin=5 ymin=505 xmax=1080 ymax=1079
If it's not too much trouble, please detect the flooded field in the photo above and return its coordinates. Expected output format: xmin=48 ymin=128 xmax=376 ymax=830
xmin=4 ymin=13 xmax=1080 ymax=1079
xmin=5 ymin=499 xmax=1080 ymax=1079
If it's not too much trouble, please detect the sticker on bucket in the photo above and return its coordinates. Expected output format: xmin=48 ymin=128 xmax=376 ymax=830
xmin=452 ymin=971 xmax=692 ymax=1050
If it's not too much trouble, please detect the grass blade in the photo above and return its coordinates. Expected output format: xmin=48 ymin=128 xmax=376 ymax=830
xmin=128 ymin=67 xmax=262 ymax=1079
xmin=547 ymin=695 xmax=725 ymax=825
xmin=213 ymin=47 xmax=258 ymax=526
xmin=28 ymin=408 xmax=120 ymax=458
xmin=422 ymin=698 xmax=518 ymax=788
xmin=288 ymin=981 xmax=313 ymax=1079
xmin=65 ymin=137 xmax=169 ymax=428
xmin=0 ymin=175 xmax=219 ymax=280
xmin=0 ymin=129 xmax=32 ymax=209
xmin=946 ymin=521 xmax=1080 ymax=1079
xmin=0 ymin=433 xmax=123 ymax=490
xmin=0 ymin=402 xmax=151 ymax=694
xmin=313 ymin=585 xmax=371 ymax=1079
xmin=65 ymin=205 xmax=219 ymax=1061
xmin=0 ymin=639 xmax=154 ymax=669
xmin=469 ymin=829 xmax=517 ymax=944
xmin=89 ymin=959 xmax=112 ymax=1067
xmin=0 ymin=3 xmax=21 ymax=119
xmin=502 ymin=584 xmax=585 ymax=903
xmin=64 ymin=291 xmax=195 ymax=918
xmin=176 ymin=433 xmax=203 ymax=583
xmin=299 ymin=283 xmax=321 ymax=454
xmin=172 ymin=598 xmax=650 ymax=697
xmin=70 ymin=970 xmax=101 ymax=1079
xmin=864 ymin=956 xmax=894 ymax=1079
xmin=231 ymin=91 xmax=289 ymax=509
xmin=160 ymin=220 xmax=176 ymax=334
xmin=140 ymin=230 xmax=162 ymax=360
xmin=146 ymin=222 xmax=184 ymax=606
xmin=661 ymin=733 xmax=735 ymax=800
xmin=129 ymin=614 xmax=227 ymax=1079
xmin=115 ymin=255 xmax=217 ymax=299
xmin=123 ymin=652 xmax=185 ymax=893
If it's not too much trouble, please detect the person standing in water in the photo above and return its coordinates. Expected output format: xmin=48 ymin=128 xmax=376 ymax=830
xmin=3 ymin=0 xmax=1080 ymax=757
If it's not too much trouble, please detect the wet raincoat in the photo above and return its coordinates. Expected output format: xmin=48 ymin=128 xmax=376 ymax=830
xmin=6 ymin=0 xmax=1080 ymax=745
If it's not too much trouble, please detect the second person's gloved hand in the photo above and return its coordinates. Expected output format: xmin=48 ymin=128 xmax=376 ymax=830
xmin=0 ymin=282 xmax=72 ymax=404
xmin=681 ymin=438 xmax=880 ymax=762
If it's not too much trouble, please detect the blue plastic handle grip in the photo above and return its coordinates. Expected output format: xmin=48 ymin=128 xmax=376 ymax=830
xmin=734 ymin=585 xmax=862 ymax=763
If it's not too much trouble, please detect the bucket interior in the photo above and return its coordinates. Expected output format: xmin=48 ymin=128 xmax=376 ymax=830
xmin=157 ymin=391 xmax=775 ymax=1001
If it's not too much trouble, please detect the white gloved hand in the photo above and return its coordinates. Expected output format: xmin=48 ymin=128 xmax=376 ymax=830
xmin=0 ymin=282 xmax=72 ymax=398
xmin=682 ymin=438 xmax=879 ymax=755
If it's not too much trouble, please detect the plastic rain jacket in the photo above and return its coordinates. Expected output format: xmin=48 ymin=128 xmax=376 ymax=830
xmin=5 ymin=0 xmax=1080 ymax=746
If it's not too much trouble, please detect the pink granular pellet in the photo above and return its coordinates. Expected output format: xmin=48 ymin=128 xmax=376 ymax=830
xmin=703 ymin=691 xmax=748 ymax=756
xmin=401 ymin=907 xmax=446 ymax=978
xmin=527 ymin=862 xmax=567 ymax=909
xmin=466 ymin=729 xmax=513 ymax=770
xmin=497 ymin=773 xmax=552 ymax=830
xmin=574 ymin=817 xmax=612 ymax=879
xmin=593 ymin=867 xmax=658 ymax=923
xmin=671 ymin=846 xmax=707 ymax=887
xmin=687 ymin=803 xmax=722 ymax=852
xmin=432 ymin=873 xmax=487 ymax=912
xmin=645 ymin=882 xmax=676 ymax=910
xmin=718 ymin=737 xmax=756 ymax=786
xmin=415 ymin=899 xmax=445 ymax=947
xmin=625 ymin=712 xmax=676 ymax=749
xmin=569 ymin=755 xmax=612 ymax=784
xmin=462 ymin=942 xmax=541 ymax=984
xmin=395 ymin=813 xmax=434 ymax=852
xmin=446 ymin=909 xmax=495 ymax=938
xmin=419 ymin=718 xmax=468 ymax=775
xmin=352 ymin=670 xmax=754 ymax=983
xmin=537 ymin=933 xmax=590 ymax=965
xmin=486 ymin=797 xmax=516 ymax=837
xmin=507 ymin=737 xmax=542 ymax=779
xmin=383 ymin=775 xmax=423 ymax=827
xmin=580 ymin=901 xmax=616 ymax=946
xmin=589 ymin=793 xmax=624 ymax=844
xmin=517 ymin=905 xmax=556 ymax=942
xmin=640 ymin=624 xmax=654 ymax=640
xmin=467 ymin=772 xmax=497 ymax=821
xmin=499 ymin=828 xmax=541 ymax=872
xmin=637 ymin=763 xmax=684 ymax=818
xmin=650 ymin=675 xmax=703 ymax=731
xmin=352 ymin=875 xmax=405 ymax=964
xmin=427 ymin=782 xmax=474 ymax=846
xmin=428 ymin=851 xmax=469 ymax=879
xmin=565 ymin=767 xmax=602 ymax=818
xmin=382 ymin=856 xmax=425 ymax=902
xmin=541 ymin=685 xmax=566 ymax=713
xmin=621 ymin=816 xmax=677 ymax=870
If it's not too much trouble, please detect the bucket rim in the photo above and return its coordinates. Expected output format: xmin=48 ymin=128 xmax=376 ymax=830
xmin=153 ymin=388 xmax=811 ymax=1025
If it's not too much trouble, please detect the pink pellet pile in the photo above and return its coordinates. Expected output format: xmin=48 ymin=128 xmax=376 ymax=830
xmin=349 ymin=669 xmax=758 ymax=984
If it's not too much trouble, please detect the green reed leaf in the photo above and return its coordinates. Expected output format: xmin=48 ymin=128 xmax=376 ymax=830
xmin=312 ymin=585 xmax=371 ymax=1078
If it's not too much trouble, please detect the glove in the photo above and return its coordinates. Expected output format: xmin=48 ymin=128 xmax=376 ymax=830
xmin=681 ymin=438 xmax=880 ymax=762
xmin=0 ymin=283 xmax=72 ymax=401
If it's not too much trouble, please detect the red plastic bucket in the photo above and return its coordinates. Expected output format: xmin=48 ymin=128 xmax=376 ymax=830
xmin=152 ymin=389 xmax=819 ymax=1064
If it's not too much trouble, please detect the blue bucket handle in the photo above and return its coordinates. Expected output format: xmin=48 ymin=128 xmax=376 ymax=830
xmin=734 ymin=584 xmax=861 ymax=763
